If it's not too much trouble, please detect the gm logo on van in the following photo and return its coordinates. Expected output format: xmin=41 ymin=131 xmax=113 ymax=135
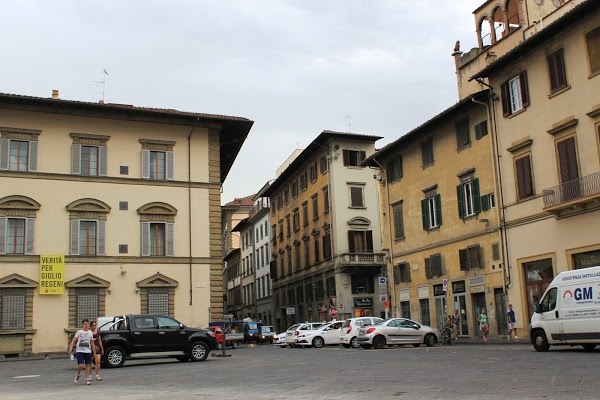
xmin=562 ymin=287 xmax=594 ymax=305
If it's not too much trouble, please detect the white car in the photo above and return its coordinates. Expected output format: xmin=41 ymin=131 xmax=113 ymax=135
xmin=356 ymin=318 xmax=440 ymax=349
xmin=340 ymin=317 xmax=384 ymax=348
xmin=296 ymin=320 xmax=345 ymax=348
xmin=273 ymin=332 xmax=287 ymax=347
xmin=285 ymin=322 xmax=325 ymax=347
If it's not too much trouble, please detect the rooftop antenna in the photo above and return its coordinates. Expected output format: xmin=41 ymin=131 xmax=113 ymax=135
xmin=93 ymin=69 xmax=109 ymax=103
xmin=345 ymin=115 xmax=351 ymax=132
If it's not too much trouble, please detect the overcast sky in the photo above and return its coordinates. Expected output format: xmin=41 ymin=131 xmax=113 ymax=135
xmin=1 ymin=0 xmax=484 ymax=203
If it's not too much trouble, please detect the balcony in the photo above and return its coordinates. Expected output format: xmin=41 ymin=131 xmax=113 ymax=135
xmin=543 ymin=171 xmax=600 ymax=216
xmin=248 ymin=199 xmax=269 ymax=219
xmin=337 ymin=252 xmax=386 ymax=274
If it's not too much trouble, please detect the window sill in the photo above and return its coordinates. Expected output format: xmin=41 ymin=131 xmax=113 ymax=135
xmin=422 ymin=162 xmax=434 ymax=170
xmin=456 ymin=143 xmax=471 ymax=153
xmin=506 ymin=107 xmax=527 ymax=119
xmin=348 ymin=206 xmax=366 ymax=210
xmin=0 ymin=329 xmax=37 ymax=335
xmin=425 ymin=226 xmax=440 ymax=233
xmin=588 ymin=70 xmax=600 ymax=80
xmin=548 ymin=84 xmax=571 ymax=99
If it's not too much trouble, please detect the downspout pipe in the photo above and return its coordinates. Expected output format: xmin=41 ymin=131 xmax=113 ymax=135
xmin=188 ymin=118 xmax=199 ymax=307
xmin=472 ymin=83 xmax=511 ymax=294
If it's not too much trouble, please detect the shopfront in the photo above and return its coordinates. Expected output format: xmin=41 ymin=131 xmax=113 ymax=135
xmin=418 ymin=286 xmax=431 ymax=326
xmin=353 ymin=298 xmax=373 ymax=317
xmin=470 ymin=275 xmax=486 ymax=336
xmin=522 ymin=258 xmax=554 ymax=319
xmin=451 ymin=280 xmax=469 ymax=336
xmin=433 ymin=283 xmax=446 ymax=330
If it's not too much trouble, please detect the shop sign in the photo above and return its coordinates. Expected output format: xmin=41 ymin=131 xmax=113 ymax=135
xmin=417 ymin=286 xmax=429 ymax=299
xmin=354 ymin=298 xmax=373 ymax=307
xmin=469 ymin=275 xmax=485 ymax=287
xmin=452 ymin=280 xmax=466 ymax=293
xmin=286 ymin=307 xmax=296 ymax=315
xmin=398 ymin=288 xmax=410 ymax=302
xmin=470 ymin=285 xmax=485 ymax=293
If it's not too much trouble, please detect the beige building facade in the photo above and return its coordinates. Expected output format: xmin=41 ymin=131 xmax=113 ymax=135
xmin=0 ymin=92 xmax=252 ymax=355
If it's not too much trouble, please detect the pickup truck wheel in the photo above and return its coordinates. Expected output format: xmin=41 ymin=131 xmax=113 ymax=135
xmin=532 ymin=330 xmax=550 ymax=352
xmin=190 ymin=341 xmax=209 ymax=361
xmin=104 ymin=346 xmax=126 ymax=368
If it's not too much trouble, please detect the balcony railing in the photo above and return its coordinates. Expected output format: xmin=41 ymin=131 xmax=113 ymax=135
xmin=248 ymin=199 xmax=269 ymax=218
xmin=543 ymin=171 xmax=600 ymax=209
xmin=338 ymin=252 xmax=386 ymax=265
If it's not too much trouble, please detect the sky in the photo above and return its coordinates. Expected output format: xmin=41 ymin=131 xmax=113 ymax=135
xmin=1 ymin=0 xmax=484 ymax=204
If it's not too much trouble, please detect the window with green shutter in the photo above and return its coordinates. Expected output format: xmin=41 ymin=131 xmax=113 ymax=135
xmin=455 ymin=118 xmax=471 ymax=150
xmin=392 ymin=202 xmax=404 ymax=240
xmin=457 ymin=178 xmax=481 ymax=219
xmin=421 ymin=194 xmax=442 ymax=230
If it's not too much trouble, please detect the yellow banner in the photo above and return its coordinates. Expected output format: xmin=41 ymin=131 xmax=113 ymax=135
xmin=40 ymin=255 xmax=65 ymax=295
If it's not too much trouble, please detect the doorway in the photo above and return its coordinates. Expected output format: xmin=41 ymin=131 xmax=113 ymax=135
xmin=453 ymin=294 xmax=469 ymax=336
xmin=494 ymin=288 xmax=507 ymax=336
xmin=434 ymin=296 xmax=447 ymax=330
xmin=472 ymin=292 xmax=486 ymax=337
xmin=523 ymin=258 xmax=554 ymax=319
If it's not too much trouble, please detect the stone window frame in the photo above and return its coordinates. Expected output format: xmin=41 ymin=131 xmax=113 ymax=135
xmin=0 ymin=127 xmax=41 ymax=172
xmin=66 ymin=198 xmax=111 ymax=256
xmin=0 ymin=195 xmax=41 ymax=255
xmin=137 ymin=202 xmax=178 ymax=257
xmin=136 ymin=273 xmax=179 ymax=317
xmin=0 ymin=274 xmax=37 ymax=356
xmin=70 ymin=133 xmax=110 ymax=176
xmin=140 ymin=139 xmax=176 ymax=181
xmin=65 ymin=273 xmax=109 ymax=331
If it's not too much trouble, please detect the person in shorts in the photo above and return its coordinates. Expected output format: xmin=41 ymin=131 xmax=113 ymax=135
xmin=507 ymin=304 xmax=519 ymax=341
xmin=68 ymin=319 xmax=97 ymax=385
xmin=478 ymin=308 xmax=489 ymax=343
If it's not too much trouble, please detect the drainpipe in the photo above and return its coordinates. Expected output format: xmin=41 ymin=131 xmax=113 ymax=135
xmin=472 ymin=83 xmax=511 ymax=295
xmin=188 ymin=118 xmax=199 ymax=307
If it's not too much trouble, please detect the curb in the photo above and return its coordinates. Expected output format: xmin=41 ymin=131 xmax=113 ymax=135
xmin=456 ymin=339 xmax=529 ymax=345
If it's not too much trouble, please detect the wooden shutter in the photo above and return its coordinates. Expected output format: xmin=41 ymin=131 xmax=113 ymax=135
xmin=459 ymin=249 xmax=469 ymax=271
xmin=557 ymin=137 xmax=579 ymax=183
xmin=548 ymin=49 xmax=567 ymax=92
xmin=166 ymin=223 xmax=174 ymax=256
xmin=397 ymin=156 xmax=403 ymax=179
xmin=457 ymin=184 xmax=465 ymax=219
xmin=501 ymin=80 xmax=511 ymax=117
xmin=586 ymin=26 xmax=600 ymax=76
xmin=366 ymin=231 xmax=373 ymax=252
xmin=99 ymin=146 xmax=107 ymax=176
xmin=492 ymin=243 xmax=500 ymax=261
xmin=97 ymin=220 xmax=105 ymax=256
xmin=25 ymin=218 xmax=35 ymax=255
xmin=425 ymin=257 xmax=432 ymax=279
xmin=141 ymin=222 xmax=150 ymax=256
xmin=342 ymin=150 xmax=349 ymax=166
xmin=421 ymin=199 xmax=428 ymax=230
xmin=434 ymin=194 xmax=442 ymax=226
xmin=432 ymin=254 xmax=442 ymax=276
xmin=0 ymin=139 xmax=9 ymax=170
xmin=141 ymin=149 xmax=150 ymax=179
xmin=472 ymin=178 xmax=481 ymax=214
xmin=71 ymin=144 xmax=81 ymax=174
xmin=386 ymin=160 xmax=395 ymax=182
xmin=394 ymin=265 xmax=401 ymax=284
xmin=393 ymin=203 xmax=404 ymax=239
xmin=348 ymin=231 xmax=355 ymax=252
xmin=70 ymin=219 xmax=79 ymax=255
xmin=359 ymin=151 xmax=366 ymax=163
xmin=516 ymin=156 xmax=533 ymax=199
xmin=481 ymin=194 xmax=490 ymax=211
xmin=469 ymin=246 xmax=482 ymax=269
xmin=166 ymin=151 xmax=174 ymax=181
xmin=350 ymin=187 xmax=363 ymax=207
xmin=28 ymin=141 xmax=38 ymax=172
xmin=0 ymin=217 xmax=6 ymax=254
xmin=519 ymin=71 xmax=530 ymax=108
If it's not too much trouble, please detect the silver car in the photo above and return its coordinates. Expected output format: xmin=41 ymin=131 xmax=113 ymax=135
xmin=356 ymin=318 xmax=440 ymax=349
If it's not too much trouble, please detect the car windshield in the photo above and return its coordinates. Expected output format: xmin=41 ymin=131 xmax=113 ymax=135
xmin=287 ymin=324 xmax=301 ymax=331
xmin=262 ymin=326 xmax=275 ymax=333
xmin=247 ymin=323 xmax=259 ymax=329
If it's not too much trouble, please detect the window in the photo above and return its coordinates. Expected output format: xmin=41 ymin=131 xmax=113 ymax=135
xmin=320 ymin=154 xmax=329 ymax=174
xmin=0 ymin=196 xmax=38 ymax=256
xmin=386 ymin=156 xmax=403 ymax=183
xmin=547 ymin=48 xmax=567 ymax=93
xmin=481 ymin=193 xmax=495 ymax=211
xmin=292 ymin=209 xmax=300 ymax=231
xmin=394 ymin=262 xmax=411 ymax=283
xmin=314 ymin=235 xmax=320 ymax=262
xmin=326 ymin=276 xmax=336 ymax=296
xmin=9 ymin=141 xmax=29 ymax=171
xmin=342 ymin=149 xmax=366 ymax=167
xmin=392 ymin=202 xmax=404 ymax=240
xmin=424 ymin=254 xmax=443 ymax=279
xmin=312 ymin=195 xmax=319 ymax=220
xmin=455 ymin=117 xmax=470 ymax=150
xmin=492 ymin=243 xmax=500 ymax=261
xmin=585 ymin=26 xmax=600 ymax=76
xmin=278 ymin=220 xmax=283 ymax=241
xmin=284 ymin=188 xmax=290 ymax=204
xmin=419 ymin=298 xmax=431 ymax=326
xmin=457 ymin=178 xmax=481 ymax=219
xmin=1 ymin=288 xmax=26 ymax=330
xmin=349 ymin=185 xmax=365 ymax=208
xmin=421 ymin=194 xmax=442 ymax=230
xmin=348 ymin=230 xmax=373 ymax=253
xmin=149 ymin=151 xmax=166 ymax=180
xmin=540 ymin=287 xmax=558 ymax=313
xmin=139 ymin=202 xmax=176 ymax=257
xmin=296 ymin=286 xmax=304 ymax=303
xmin=459 ymin=245 xmax=482 ymax=271
xmin=0 ymin=129 xmax=39 ymax=172
xmin=305 ymin=283 xmax=313 ymax=302
xmin=302 ymin=202 xmax=309 ymax=226
xmin=287 ymin=248 xmax=292 ymax=275
xmin=309 ymin=163 xmax=317 ymax=183
xmin=271 ymin=225 xmax=277 ymax=245
xmin=68 ymin=199 xmax=109 ymax=256
xmin=141 ymin=140 xmax=174 ymax=180
xmin=303 ymin=240 xmax=310 ymax=268
xmin=556 ymin=136 xmax=579 ymax=185
xmin=421 ymin=137 xmax=434 ymax=166
xmin=514 ymin=155 xmax=534 ymax=200
xmin=294 ymin=243 xmax=300 ymax=271
xmin=315 ymin=280 xmax=324 ymax=299
xmin=291 ymin=180 xmax=299 ymax=198
xmin=400 ymin=301 xmax=411 ymax=319
xmin=5 ymin=218 xmax=28 ymax=255
xmin=78 ymin=221 xmax=98 ymax=256
xmin=277 ymin=195 xmax=283 ymax=210
xmin=75 ymin=288 xmax=99 ymax=325
xmin=300 ymin=172 xmax=308 ymax=191
xmin=137 ymin=273 xmax=178 ymax=316
xmin=285 ymin=215 xmax=291 ymax=237
xmin=501 ymin=71 xmax=530 ymax=117
xmin=474 ymin=121 xmax=488 ymax=140
xmin=150 ymin=223 xmax=166 ymax=256
xmin=323 ymin=186 xmax=330 ymax=213
xmin=322 ymin=230 xmax=332 ymax=259
xmin=351 ymin=275 xmax=374 ymax=294
xmin=148 ymin=288 xmax=170 ymax=315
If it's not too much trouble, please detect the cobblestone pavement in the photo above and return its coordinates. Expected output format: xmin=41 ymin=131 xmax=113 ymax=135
xmin=0 ymin=342 xmax=598 ymax=400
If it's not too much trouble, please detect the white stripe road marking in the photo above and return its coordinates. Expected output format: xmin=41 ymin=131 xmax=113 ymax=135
xmin=14 ymin=375 xmax=41 ymax=379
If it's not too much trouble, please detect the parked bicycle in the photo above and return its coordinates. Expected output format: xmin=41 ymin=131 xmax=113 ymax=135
xmin=440 ymin=323 xmax=458 ymax=346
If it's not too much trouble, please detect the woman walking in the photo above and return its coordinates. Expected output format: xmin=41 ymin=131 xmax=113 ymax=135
xmin=478 ymin=308 xmax=489 ymax=343
xmin=90 ymin=320 xmax=104 ymax=381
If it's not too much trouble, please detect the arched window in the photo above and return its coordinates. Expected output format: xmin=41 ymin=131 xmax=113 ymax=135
xmin=506 ymin=0 xmax=520 ymax=32
xmin=493 ymin=7 xmax=506 ymax=41
xmin=480 ymin=16 xmax=493 ymax=47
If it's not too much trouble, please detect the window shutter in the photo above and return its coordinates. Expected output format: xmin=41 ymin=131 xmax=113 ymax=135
xmin=586 ymin=26 xmax=600 ymax=76
xmin=397 ymin=156 xmax=403 ymax=179
xmin=432 ymin=254 xmax=442 ymax=276
xmin=516 ymin=156 xmax=533 ymax=199
xmin=0 ymin=139 xmax=9 ymax=170
xmin=71 ymin=144 xmax=81 ymax=175
xmin=350 ymin=187 xmax=363 ymax=207
xmin=97 ymin=220 xmax=105 ymax=256
xmin=492 ymin=243 xmax=500 ymax=261
xmin=472 ymin=178 xmax=481 ymax=214
xmin=386 ymin=161 xmax=395 ymax=183
xmin=348 ymin=231 xmax=355 ymax=252
xmin=393 ymin=203 xmax=404 ymax=239
xmin=469 ymin=246 xmax=482 ymax=269
xmin=394 ymin=265 xmax=401 ymax=284
xmin=342 ymin=150 xmax=349 ymax=166
xmin=0 ymin=217 xmax=6 ymax=254
xmin=501 ymin=81 xmax=510 ymax=117
xmin=70 ymin=219 xmax=79 ymax=255
xmin=366 ymin=230 xmax=373 ymax=252
xmin=421 ymin=199 xmax=428 ymax=230
xmin=457 ymin=184 xmax=465 ymax=219
xmin=141 ymin=149 xmax=150 ymax=179
xmin=166 ymin=223 xmax=174 ymax=256
xmin=434 ymin=194 xmax=442 ymax=226
xmin=475 ymin=123 xmax=482 ymax=140
xmin=481 ymin=194 xmax=490 ymax=211
xmin=459 ymin=249 xmax=469 ymax=271
xmin=519 ymin=71 xmax=530 ymax=108
xmin=28 ymin=141 xmax=38 ymax=172
xmin=141 ymin=222 xmax=150 ymax=256
xmin=557 ymin=137 xmax=579 ymax=183
xmin=166 ymin=151 xmax=174 ymax=181
xmin=360 ymin=151 xmax=366 ymax=163
xmin=99 ymin=146 xmax=107 ymax=176
xmin=425 ymin=258 xmax=432 ymax=279
xmin=25 ymin=218 xmax=35 ymax=255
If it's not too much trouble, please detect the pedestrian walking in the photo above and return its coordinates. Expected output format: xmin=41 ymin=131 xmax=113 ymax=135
xmin=90 ymin=320 xmax=104 ymax=380
xmin=477 ymin=308 xmax=489 ymax=343
xmin=449 ymin=309 xmax=460 ymax=340
xmin=507 ymin=304 xmax=519 ymax=341
xmin=67 ymin=319 xmax=96 ymax=385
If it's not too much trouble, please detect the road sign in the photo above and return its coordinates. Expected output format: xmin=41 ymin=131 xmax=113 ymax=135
xmin=379 ymin=294 xmax=387 ymax=303
xmin=329 ymin=307 xmax=338 ymax=318
xmin=443 ymin=278 xmax=448 ymax=292
xmin=338 ymin=303 xmax=344 ymax=310
xmin=379 ymin=277 xmax=387 ymax=285
xmin=286 ymin=307 xmax=295 ymax=315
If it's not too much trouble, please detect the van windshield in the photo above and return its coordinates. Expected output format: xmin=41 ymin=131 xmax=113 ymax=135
xmin=540 ymin=287 xmax=558 ymax=312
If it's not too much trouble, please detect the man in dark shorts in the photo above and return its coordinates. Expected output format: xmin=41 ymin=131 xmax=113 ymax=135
xmin=68 ymin=319 xmax=97 ymax=385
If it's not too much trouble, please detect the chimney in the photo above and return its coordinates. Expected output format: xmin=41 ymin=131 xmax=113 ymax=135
xmin=52 ymin=90 xmax=59 ymax=100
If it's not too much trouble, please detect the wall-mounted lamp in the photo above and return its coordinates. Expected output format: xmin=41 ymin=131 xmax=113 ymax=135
xmin=373 ymin=174 xmax=382 ymax=181
xmin=134 ymin=288 xmax=140 ymax=294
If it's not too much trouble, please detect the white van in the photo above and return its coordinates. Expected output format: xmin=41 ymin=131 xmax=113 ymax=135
xmin=530 ymin=266 xmax=600 ymax=352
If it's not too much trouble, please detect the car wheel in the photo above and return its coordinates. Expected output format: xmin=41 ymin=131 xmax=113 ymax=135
xmin=189 ymin=341 xmax=209 ymax=361
xmin=424 ymin=333 xmax=436 ymax=347
xmin=582 ymin=344 xmax=596 ymax=352
xmin=372 ymin=335 xmax=386 ymax=349
xmin=361 ymin=344 xmax=372 ymax=349
xmin=176 ymin=356 xmax=189 ymax=362
xmin=532 ymin=330 xmax=550 ymax=352
xmin=350 ymin=337 xmax=360 ymax=349
xmin=312 ymin=337 xmax=324 ymax=348
xmin=232 ymin=341 xmax=239 ymax=349
xmin=103 ymin=346 xmax=126 ymax=368
xmin=342 ymin=344 xmax=351 ymax=348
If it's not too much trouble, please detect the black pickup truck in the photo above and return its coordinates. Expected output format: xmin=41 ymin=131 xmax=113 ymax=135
xmin=98 ymin=314 xmax=217 ymax=368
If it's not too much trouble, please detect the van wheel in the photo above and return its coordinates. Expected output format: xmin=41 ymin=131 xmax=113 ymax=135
xmin=532 ymin=330 xmax=550 ymax=352
xmin=582 ymin=344 xmax=596 ymax=352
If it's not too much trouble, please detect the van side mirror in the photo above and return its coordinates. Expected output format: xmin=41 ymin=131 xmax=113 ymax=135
xmin=533 ymin=303 xmax=542 ymax=314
